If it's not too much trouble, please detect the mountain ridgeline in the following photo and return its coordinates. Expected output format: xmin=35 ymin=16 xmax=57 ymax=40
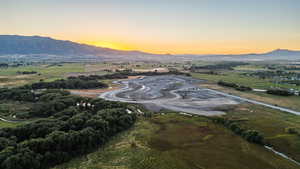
xmin=0 ymin=35 xmax=300 ymax=62
xmin=0 ymin=35 xmax=146 ymax=56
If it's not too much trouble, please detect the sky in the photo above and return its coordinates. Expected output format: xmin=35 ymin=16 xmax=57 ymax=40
xmin=0 ymin=0 xmax=299 ymax=54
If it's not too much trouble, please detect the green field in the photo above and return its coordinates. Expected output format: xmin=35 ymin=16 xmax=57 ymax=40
xmin=0 ymin=121 xmax=20 ymax=128
xmin=0 ymin=63 xmax=85 ymax=87
xmin=0 ymin=63 xmax=84 ymax=76
xmin=53 ymin=113 xmax=299 ymax=169
xmin=224 ymin=104 xmax=300 ymax=162
xmin=191 ymin=72 xmax=300 ymax=90
xmin=234 ymin=64 xmax=268 ymax=71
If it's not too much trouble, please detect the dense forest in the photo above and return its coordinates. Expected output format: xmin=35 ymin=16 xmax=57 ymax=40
xmin=0 ymin=88 xmax=137 ymax=169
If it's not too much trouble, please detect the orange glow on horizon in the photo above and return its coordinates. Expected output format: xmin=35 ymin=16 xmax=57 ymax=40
xmin=81 ymin=41 xmax=135 ymax=51
xmin=79 ymin=40 xmax=300 ymax=55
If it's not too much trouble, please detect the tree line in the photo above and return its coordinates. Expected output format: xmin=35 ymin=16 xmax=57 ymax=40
xmin=266 ymin=88 xmax=294 ymax=96
xmin=218 ymin=81 xmax=252 ymax=91
xmin=21 ymin=79 xmax=108 ymax=90
xmin=189 ymin=62 xmax=248 ymax=71
xmin=67 ymin=70 xmax=191 ymax=81
xmin=17 ymin=71 xmax=38 ymax=75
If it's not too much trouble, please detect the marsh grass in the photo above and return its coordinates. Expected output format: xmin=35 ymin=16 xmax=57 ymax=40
xmin=53 ymin=114 xmax=299 ymax=169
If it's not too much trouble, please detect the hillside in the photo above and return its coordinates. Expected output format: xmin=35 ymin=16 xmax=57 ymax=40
xmin=0 ymin=35 xmax=168 ymax=62
xmin=0 ymin=35 xmax=149 ymax=56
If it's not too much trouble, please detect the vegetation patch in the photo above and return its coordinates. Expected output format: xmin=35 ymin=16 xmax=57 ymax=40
xmin=0 ymin=87 xmax=137 ymax=169
xmin=223 ymin=104 xmax=300 ymax=162
xmin=190 ymin=62 xmax=249 ymax=71
xmin=54 ymin=113 xmax=299 ymax=169
xmin=218 ymin=81 xmax=252 ymax=91
xmin=266 ymin=88 xmax=294 ymax=96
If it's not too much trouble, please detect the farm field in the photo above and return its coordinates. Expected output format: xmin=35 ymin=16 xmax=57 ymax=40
xmin=191 ymin=72 xmax=300 ymax=90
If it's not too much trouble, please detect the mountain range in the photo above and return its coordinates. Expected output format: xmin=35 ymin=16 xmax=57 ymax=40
xmin=0 ymin=35 xmax=300 ymax=62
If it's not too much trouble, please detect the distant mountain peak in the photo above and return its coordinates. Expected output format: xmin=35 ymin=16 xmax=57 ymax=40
xmin=272 ymin=48 xmax=292 ymax=52
xmin=265 ymin=48 xmax=300 ymax=56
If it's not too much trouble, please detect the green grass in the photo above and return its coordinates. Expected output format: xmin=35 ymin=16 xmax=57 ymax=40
xmin=0 ymin=121 xmax=20 ymax=128
xmin=0 ymin=101 xmax=45 ymax=128
xmin=224 ymin=104 xmax=300 ymax=162
xmin=0 ymin=63 xmax=85 ymax=87
xmin=53 ymin=114 xmax=299 ymax=169
xmin=234 ymin=64 xmax=268 ymax=71
xmin=0 ymin=63 xmax=84 ymax=76
xmin=191 ymin=72 xmax=300 ymax=90
xmin=0 ymin=101 xmax=32 ymax=117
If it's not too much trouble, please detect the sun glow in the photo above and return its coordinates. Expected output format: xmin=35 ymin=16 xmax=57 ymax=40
xmin=83 ymin=41 xmax=134 ymax=51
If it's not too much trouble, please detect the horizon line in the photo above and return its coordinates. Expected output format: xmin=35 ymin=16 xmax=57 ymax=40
xmin=2 ymin=34 xmax=300 ymax=56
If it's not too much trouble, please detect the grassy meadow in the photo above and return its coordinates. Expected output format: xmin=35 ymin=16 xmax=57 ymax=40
xmin=0 ymin=63 xmax=85 ymax=87
xmin=224 ymin=104 xmax=300 ymax=162
xmin=191 ymin=72 xmax=300 ymax=90
xmin=53 ymin=113 xmax=299 ymax=169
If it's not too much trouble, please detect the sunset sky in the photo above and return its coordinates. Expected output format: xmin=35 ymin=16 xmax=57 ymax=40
xmin=1 ymin=0 xmax=299 ymax=54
